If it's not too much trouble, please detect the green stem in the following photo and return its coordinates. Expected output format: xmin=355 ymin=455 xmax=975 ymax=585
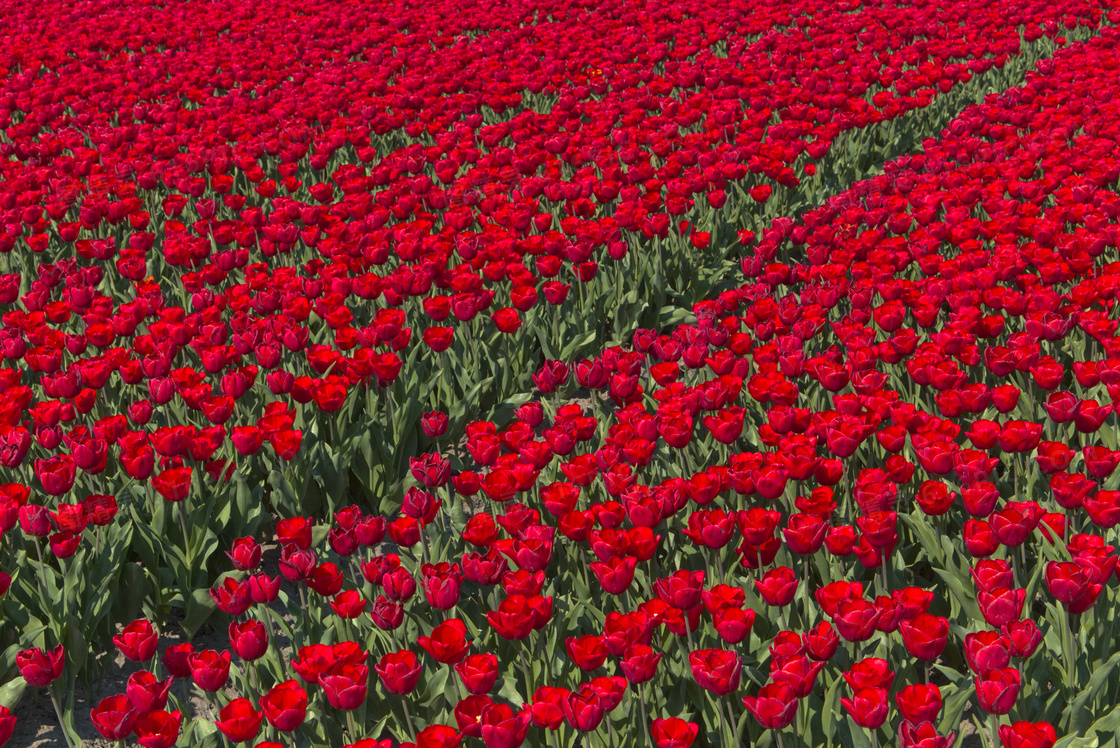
xmin=401 ymin=696 xmax=418 ymax=742
xmin=48 ymin=684 xmax=77 ymax=748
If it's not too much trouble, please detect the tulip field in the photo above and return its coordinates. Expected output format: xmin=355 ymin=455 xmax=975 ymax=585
xmin=9 ymin=0 xmax=1120 ymax=746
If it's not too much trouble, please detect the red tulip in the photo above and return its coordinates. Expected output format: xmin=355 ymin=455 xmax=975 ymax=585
xmin=16 ymin=645 xmax=65 ymax=687
xmin=90 ymin=694 xmax=137 ymax=741
xmin=650 ymin=717 xmax=698 ymax=748
xmin=895 ymin=683 xmax=942 ymax=723
xmin=125 ymin=670 xmax=172 ymax=712
xmin=134 ymin=709 xmax=182 ymax=748
xmin=188 ymin=650 xmax=231 ymax=691
xmin=998 ymin=721 xmax=1057 ymax=748
xmin=259 ymin=680 xmax=308 ymax=732
xmin=321 ymin=662 xmax=369 ymax=709
xmin=375 ymin=650 xmax=422 ymax=695
xmin=214 ymin=698 xmax=263 ymax=743
xmin=841 ymin=686 xmax=889 ymax=729
xmin=898 ymin=613 xmax=949 ymax=661
xmin=456 ymin=653 xmax=499 ymax=695
xmin=688 ymin=648 xmax=741 ymax=695
xmin=976 ymin=668 xmax=1021 ymax=715
xmin=480 ymin=703 xmax=531 ymax=748
xmin=742 ymin=682 xmax=797 ymax=729
xmin=418 ymin=618 xmax=472 ymax=665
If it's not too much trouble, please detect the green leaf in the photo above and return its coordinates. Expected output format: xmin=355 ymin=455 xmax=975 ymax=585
xmin=1069 ymin=650 xmax=1120 ymax=733
xmin=560 ymin=329 xmax=597 ymax=361
xmin=64 ymin=614 xmax=87 ymax=675
xmin=821 ymin=673 xmax=843 ymax=738
xmin=0 ymin=677 xmax=26 ymax=710
xmin=182 ymin=588 xmax=218 ymax=640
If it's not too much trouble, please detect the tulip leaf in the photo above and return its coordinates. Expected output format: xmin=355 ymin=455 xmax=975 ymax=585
xmin=182 ymin=587 xmax=218 ymax=640
xmin=0 ymin=676 xmax=26 ymax=710
xmin=1069 ymin=650 xmax=1120 ymax=734
xmin=560 ymin=329 xmax=597 ymax=361
xmin=186 ymin=717 xmax=220 ymax=748
xmin=939 ymin=681 xmax=974 ymax=736
xmin=821 ymin=671 xmax=843 ymax=738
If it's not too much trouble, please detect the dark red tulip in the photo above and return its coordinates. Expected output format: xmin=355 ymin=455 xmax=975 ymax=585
xmin=651 ymin=717 xmax=699 ymax=748
xmin=688 ymin=648 xmax=741 ymax=695
xmin=214 ymin=698 xmax=262 ymax=743
xmin=898 ymin=613 xmax=949 ymax=661
xmin=90 ymin=694 xmax=137 ymax=741
xmin=741 ymin=682 xmax=798 ymax=730
xmin=841 ymin=686 xmax=889 ymax=729
xmin=998 ymin=721 xmax=1057 ymax=748
xmin=895 ymin=683 xmax=942 ymax=723
xmin=259 ymin=680 xmax=308 ymax=732
xmin=976 ymin=668 xmax=1021 ymax=715
xmin=418 ymin=618 xmax=471 ymax=665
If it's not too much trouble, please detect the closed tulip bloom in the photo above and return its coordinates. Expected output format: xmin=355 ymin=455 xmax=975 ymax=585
xmin=620 ymin=643 xmax=662 ymax=684
xmin=653 ymin=569 xmax=705 ymax=610
xmin=214 ymin=698 xmax=262 ymax=743
xmin=833 ymin=597 xmax=882 ymax=642
xmin=963 ymin=631 xmax=1011 ymax=673
xmin=566 ymin=635 xmax=609 ymax=671
xmin=161 ymin=643 xmax=194 ymax=679
xmin=530 ymin=686 xmax=569 ymax=730
xmin=756 ymin=566 xmax=798 ymax=607
xmin=782 ymin=513 xmax=829 ymax=554
xmin=417 ymin=724 xmax=463 ymax=748
xmin=563 ymin=687 xmax=605 ymax=731
xmin=259 ymin=680 xmax=308 ymax=732
xmin=899 ymin=613 xmax=949 ymax=661
xmin=589 ymin=555 xmax=638 ymax=595
xmin=418 ymin=618 xmax=472 ymax=665
xmin=688 ymin=648 xmax=741 ymax=695
xmin=841 ymin=686 xmax=890 ymax=729
xmin=321 ymin=662 xmax=369 ymax=710
xmin=899 ymin=720 xmax=956 ymax=748
xmin=771 ymin=656 xmax=825 ymax=698
xmin=331 ymin=589 xmax=369 ymax=619
xmin=1001 ymin=620 xmax=1043 ymax=658
xmin=804 ymin=621 xmax=840 ymax=661
xmin=456 ymin=653 xmax=499 ymax=695
xmin=211 ymin=577 xmax=253 ymax=616
xmin=977 ymin=587 xmax=1025 ymax=628
xmin=1044 ymin=561 xmax=1091 ymax=606
xmin=0 ymin=706 xmax=14 ymax=748
xmin=487 ymin=594 xmax=537 ymax=640
xmin=376 ymin=650 xmax=422 ymax=695
xmin=844 ymin=658 xmax=895 ymax=691
xmin=742 ymin=682 xmax=798 ymax=729
xmin=895 ymin=683 xmax=942 ymax=723
xmin=114 ymin=619 xmax=158 ymax=662
xmin=976 ymin=668 xmax=1021 ymax=715
xmin=188 ymin=650 xmax=231 ymax=692
xmin=229 ymin=619 xmax=269 ymax=661
xmin=226 ymin=536 xmax=262 ymax=571
xmin=712 ymin=605 xmax=755 ymax=645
